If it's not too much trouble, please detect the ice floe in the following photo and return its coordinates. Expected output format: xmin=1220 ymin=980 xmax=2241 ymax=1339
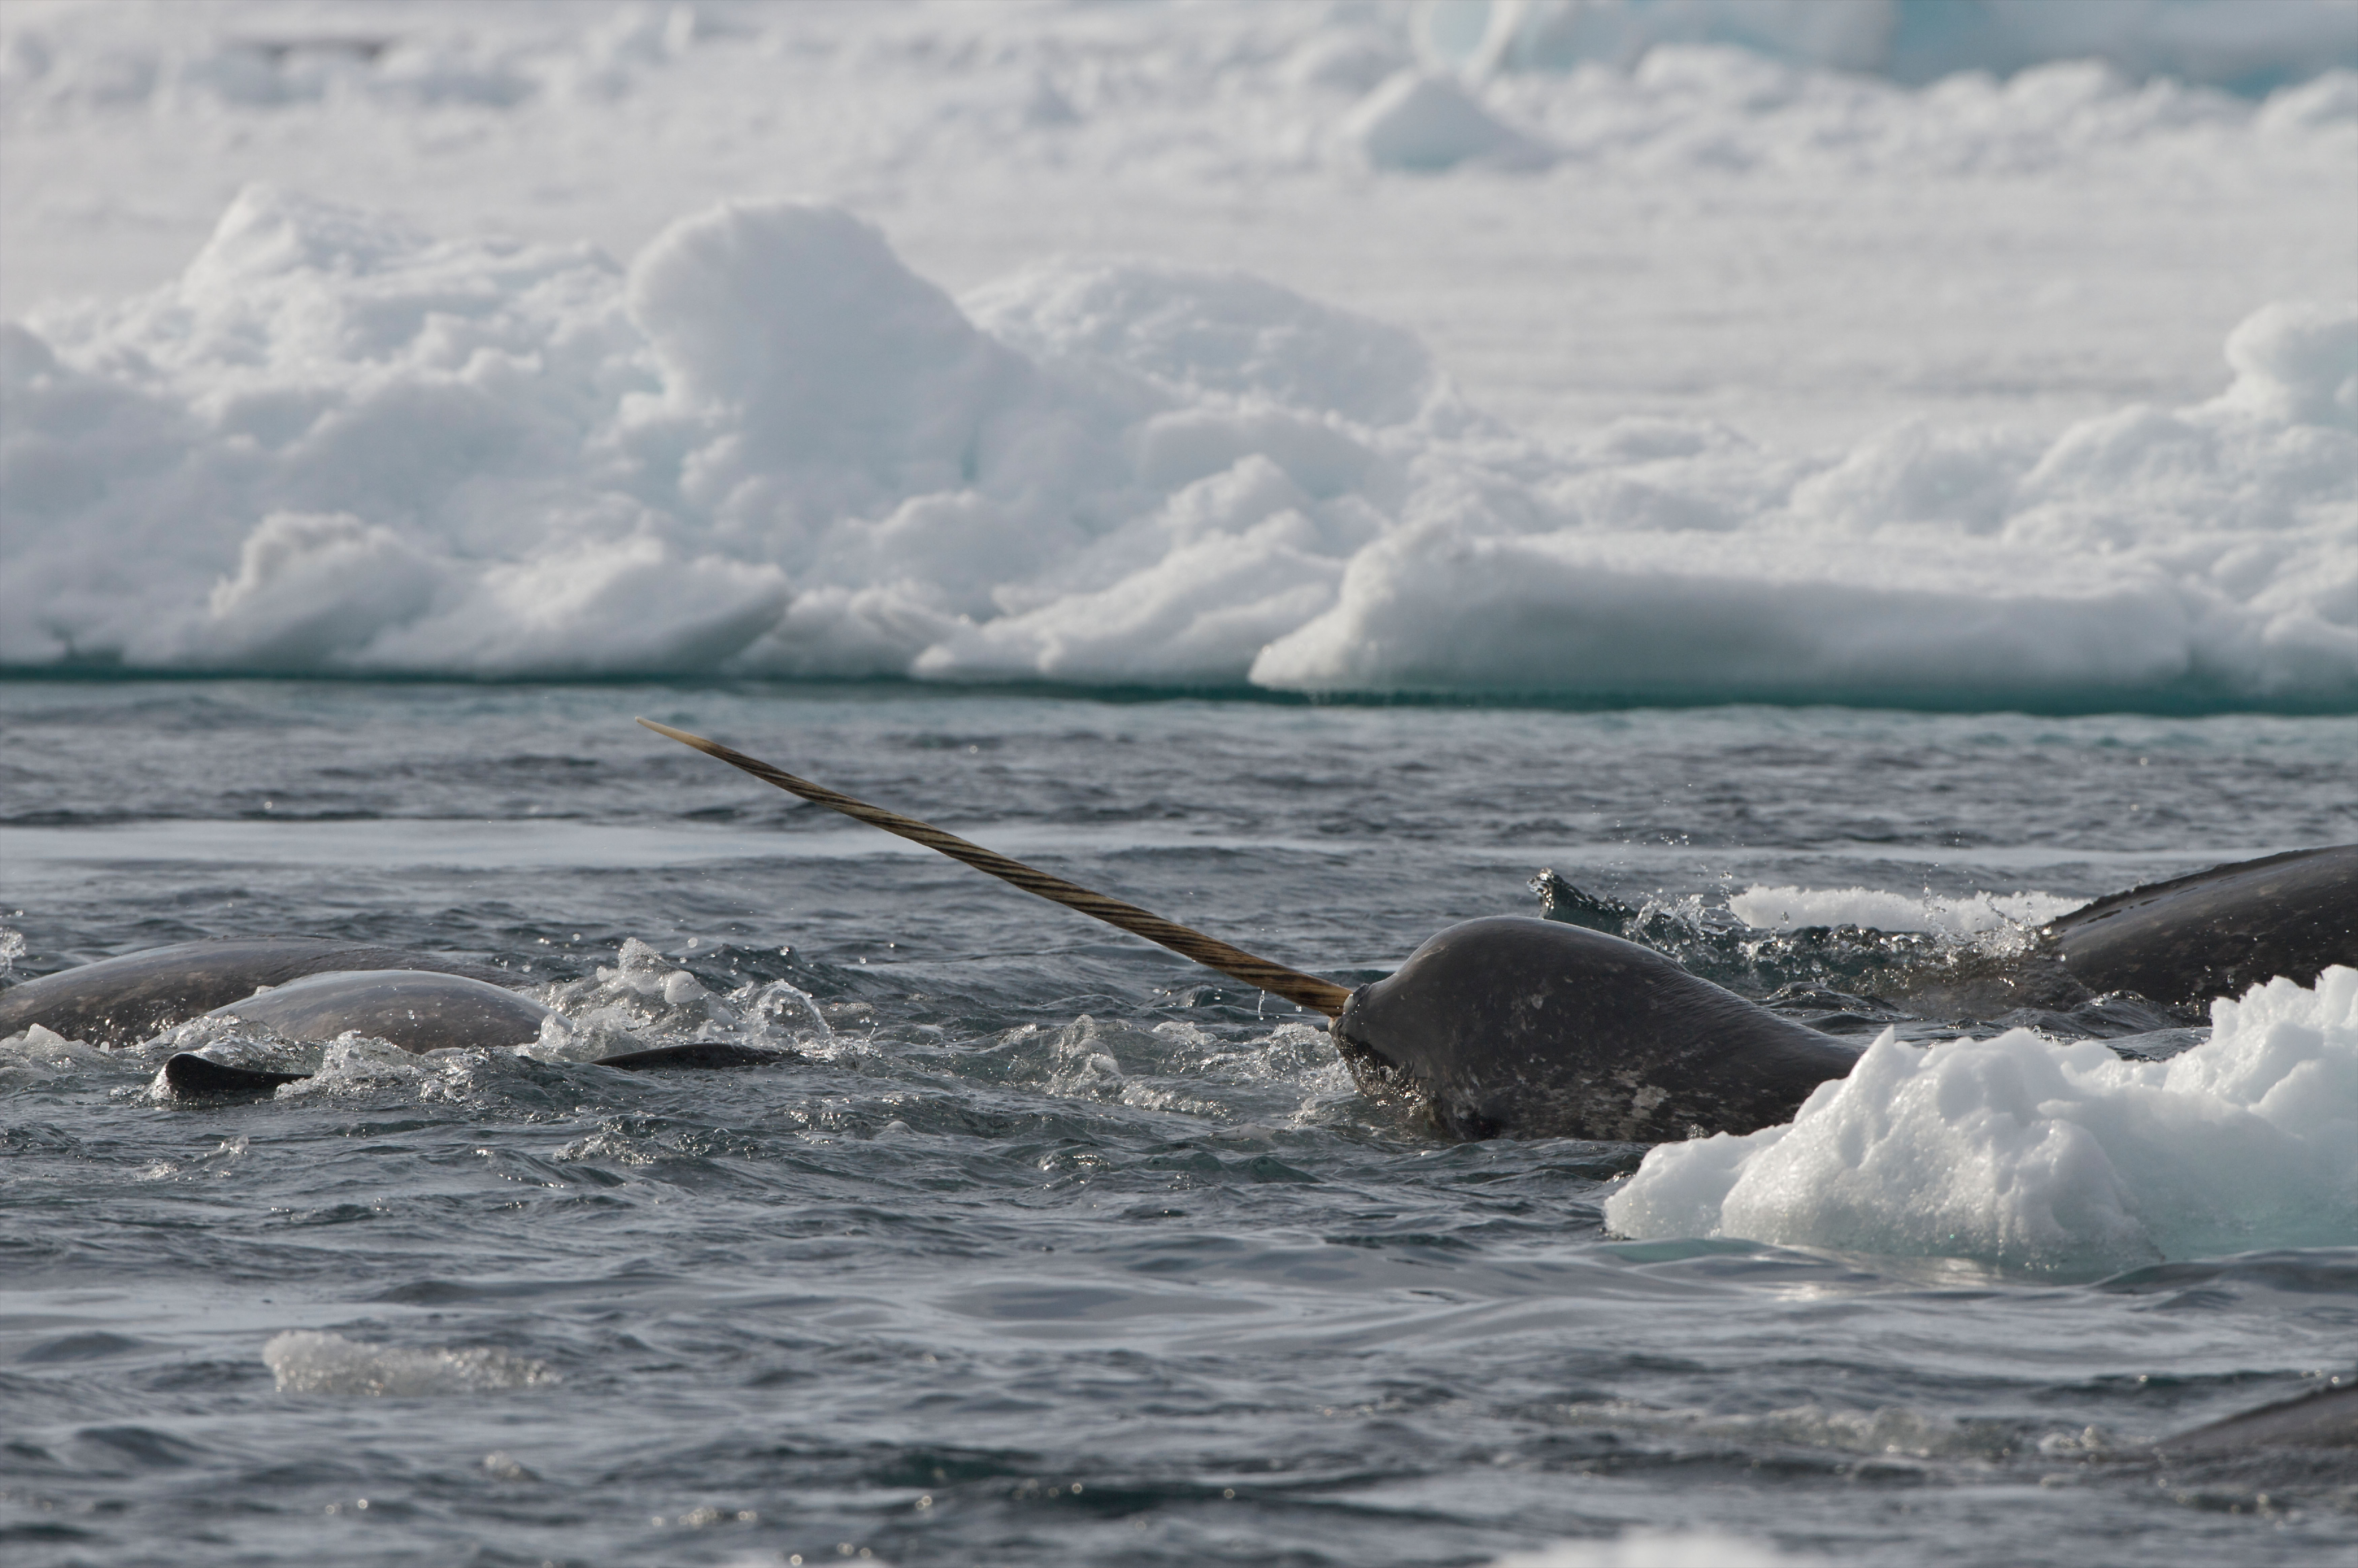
xmin=3 ymin=185 xmax=2349 ymax=708
xmin=1605 ymin=966 xmax=2358 ymax=1272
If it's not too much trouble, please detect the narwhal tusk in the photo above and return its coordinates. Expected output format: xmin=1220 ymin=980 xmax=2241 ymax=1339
xmin=635 ymin=717 xmax=1355 ymax=1018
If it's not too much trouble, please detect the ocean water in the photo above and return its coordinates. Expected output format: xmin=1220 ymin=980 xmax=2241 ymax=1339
xmin=5 ymin=3 xmax=2356 ymax=1562
xmin=3 ymin=680 xmax=2354 ymax=1567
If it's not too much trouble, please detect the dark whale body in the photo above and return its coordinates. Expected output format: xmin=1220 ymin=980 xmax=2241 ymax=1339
xmin=0 ymin=937 xmax=513 ymax=1048
xmin=2045 ymin=844 xmax=2357 ymax=1006
xmin=5 ymin=844 xmax=2346 ymax=1121
xmin=1335 ymin=917 xmax=1862 ymax=1142
xmin=2154 ymin=1380 xmax=2358 ymax=1458
xmin=1340 ymin=845 xmax=2354 ymax=1142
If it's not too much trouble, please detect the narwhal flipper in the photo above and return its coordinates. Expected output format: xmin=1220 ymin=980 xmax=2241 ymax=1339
xmin=593 ymin=1042 xmax=799 ymax=1071
xmin=159 ymin=1042 xmax=794 ymax=1095
xmin=161 ymin=1054 xmax=312 ymax=1098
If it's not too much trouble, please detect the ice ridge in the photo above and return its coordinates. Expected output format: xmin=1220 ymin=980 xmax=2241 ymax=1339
xmin=2 ymin=187 xmax=2352 ymax=708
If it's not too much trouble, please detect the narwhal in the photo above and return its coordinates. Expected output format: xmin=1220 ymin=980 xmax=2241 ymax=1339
xmin=0 ymin=933 xmax=786 ymax=1096
xmin=4 ymin=720 xmax=2349 ymax=1125
xmin=624 ymin=721 xmax=2355 ymax=1143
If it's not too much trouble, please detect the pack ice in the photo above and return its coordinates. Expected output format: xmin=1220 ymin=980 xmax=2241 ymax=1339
xmin=1 ymin=185 xmax=2351 ymax=706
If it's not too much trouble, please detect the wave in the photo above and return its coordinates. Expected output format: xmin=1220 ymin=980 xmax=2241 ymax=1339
xmin=2 ymin=185 xmax=2351 ymax=708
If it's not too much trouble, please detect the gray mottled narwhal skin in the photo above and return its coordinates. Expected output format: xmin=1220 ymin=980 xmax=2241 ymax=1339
xmin=1333 ymin=916 xmax=1864 ymax=1141
xmin=2043 ymin=844 xmax=2356 ymax=1005
xmin=207 ymin=968 xmax=553 ymax=1055
xmin=0 ymin=936 xmax=785 ymax=1087
xmin=0 ymin=937 xmax=516 ymax=1048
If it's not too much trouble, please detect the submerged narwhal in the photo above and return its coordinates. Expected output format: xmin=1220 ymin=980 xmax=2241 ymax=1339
xmin=631 ymin=720 xmax=2356 ymax=1144
xmin=0 ymin=934 xmax=789 ymax=1095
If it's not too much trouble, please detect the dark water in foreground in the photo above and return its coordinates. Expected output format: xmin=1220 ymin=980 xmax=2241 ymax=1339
xmin=2 ymin=682 xmax=2354 ymax=1568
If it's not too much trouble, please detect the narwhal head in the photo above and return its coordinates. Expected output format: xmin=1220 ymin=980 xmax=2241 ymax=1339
xmin=1335 ymin=916 xmax=1857 ymax=1142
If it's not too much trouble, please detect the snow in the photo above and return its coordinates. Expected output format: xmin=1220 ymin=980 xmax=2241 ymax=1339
xmin=1604 ymin=966 xmax=2358 ymax=1274
xmin=1343 ymin=69 xmax=1553 ymax=170
xmin=1 ymin=2 xmax=2352 ymax=705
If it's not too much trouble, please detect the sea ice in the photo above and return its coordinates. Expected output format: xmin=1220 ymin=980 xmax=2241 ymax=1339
xmin=2 ymin=184 xmax=2349 ymax=708
xmin=1604 ymin=966 xmax=2358 ymax=1273
xmin=1426 ymin=0 xmax=2358 ymax=90
xmin=1342 ymin=69 xmax=1553 ymax=170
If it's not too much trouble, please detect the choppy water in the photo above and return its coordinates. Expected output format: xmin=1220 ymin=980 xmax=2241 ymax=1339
xmin=2 ymin=681 xmax=2354 ymax=1567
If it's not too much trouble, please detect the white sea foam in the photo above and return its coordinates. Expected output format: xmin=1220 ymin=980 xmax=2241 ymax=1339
xmin=262 ymin=1329 xmax=558 ymax=1396
xmin=1489 ymin=1531 xmax=1823 ymax=1568
xmin=523 ymin=935 xmax=831 ymax=1063
xmin=1726 ymin=884 xmax=2081 ymax=935
xmin=2 ymin=183 xmax=2350 ymax=706
xmin=0 ymin=1021 xmax=114 ymax=1089
xmin=1605 ymin=967 xmax=2358 ymax=1273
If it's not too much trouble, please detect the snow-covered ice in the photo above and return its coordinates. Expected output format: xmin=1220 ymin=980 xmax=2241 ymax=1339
xmin=4 ymin=186 xmax=2350 ymax=705
xmin=2 ymin=2 xmax=2353 ymax=704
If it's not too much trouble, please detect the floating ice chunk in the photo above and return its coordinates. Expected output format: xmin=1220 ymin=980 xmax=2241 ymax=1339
xmin=1605 ymin=967 xmax=2358 ymax=1273
xmin=362 ymin=534 xmax=789 ymax=678
xmin=2257 ymin=66 xmax=2358 ymax=131
xmin=1342 ymin=70 xmax=1554 ymax=171
xmin=263 ymin=1330 xmax=558 ymax=1396
xmin=913 ymin=478 xmax=1348 ymax=684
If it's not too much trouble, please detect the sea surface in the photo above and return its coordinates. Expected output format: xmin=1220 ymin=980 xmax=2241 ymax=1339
xmin=1 ymin=679 xmax=2353 ymax=1567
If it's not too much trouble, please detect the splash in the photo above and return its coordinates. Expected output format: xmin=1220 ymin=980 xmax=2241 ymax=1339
xmin=262 ymin=1329 xmax=558 ymax=1396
